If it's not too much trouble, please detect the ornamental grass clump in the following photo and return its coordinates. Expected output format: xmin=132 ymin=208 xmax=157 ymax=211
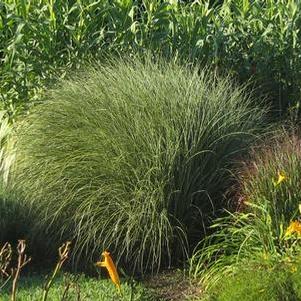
xmin=9 ymin=58 xmax=266 ymax=273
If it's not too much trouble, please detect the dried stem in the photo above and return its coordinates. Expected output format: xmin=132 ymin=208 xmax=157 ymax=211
xmin=42 ymin=241 xmax=71 ymax=301
xmin=11 ymin=240 xmax=31 ymax=301
xmin=0 ymin=242 xmax=12 ymax=291
xmin=0 ymin=242 xmax=12 ymax=277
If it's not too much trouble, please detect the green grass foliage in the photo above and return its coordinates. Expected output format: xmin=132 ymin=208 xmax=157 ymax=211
xmin=190 ymin=130 xmax=301 ymax=294
xmin=1 ymin=274 xmax=156 ymax=301
xmin=189 ymin=202 xmax=278 ymax=291
xmin=238 ymin=130 xmax=301 ymax=237
xmin=1 ymin=0 xmax=301 ymax=117
xmin=0 ymin=195 xmax=30 ymax=244
xmin=8 ymin=59 xmax=265 ymax=273
xmin=0 ymin=111 xmax=29 ymax=244
xmin=206 ymin=256 xmax=301 ymax=301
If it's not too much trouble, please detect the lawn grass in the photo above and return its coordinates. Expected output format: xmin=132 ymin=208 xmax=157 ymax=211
xmin=0 ymin=273 xmax=158 ymax=301
xmin=202 ymin=255 xmax=301 ymax=301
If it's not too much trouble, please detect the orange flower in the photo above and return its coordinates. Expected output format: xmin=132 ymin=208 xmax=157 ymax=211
xmin=96 ymin=251 xmax=121 ymax=292
xmin=285 ymin=220 xmax=301 ymax=237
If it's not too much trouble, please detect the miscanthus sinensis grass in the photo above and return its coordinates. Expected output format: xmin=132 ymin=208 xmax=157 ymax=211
xmin=8 ymin=58 xmax=266 ymax=273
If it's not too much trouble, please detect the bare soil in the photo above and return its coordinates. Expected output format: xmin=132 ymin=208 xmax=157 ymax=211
xmin=144 ymin=269 xmax=202 ymax=301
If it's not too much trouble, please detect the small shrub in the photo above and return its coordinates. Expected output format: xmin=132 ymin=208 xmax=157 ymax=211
xmin=9 ymin=59 xmax=266 ymax=273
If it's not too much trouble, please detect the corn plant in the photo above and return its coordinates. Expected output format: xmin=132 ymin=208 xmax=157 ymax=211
xmin=1 ymin=0 xmax=301 ymax=119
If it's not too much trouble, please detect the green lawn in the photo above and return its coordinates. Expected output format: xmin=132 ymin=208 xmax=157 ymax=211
xmin=1 ymin=274 xmax=158 ymax=301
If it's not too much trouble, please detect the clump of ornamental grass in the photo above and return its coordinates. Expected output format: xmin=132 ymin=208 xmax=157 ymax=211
xmin=0 ymin=111 xmax=30 ymax=245
xmin=9 ymin=58 xmax=266 ymax=273
xmin=0 ymin=195 xmax=30 ymax=245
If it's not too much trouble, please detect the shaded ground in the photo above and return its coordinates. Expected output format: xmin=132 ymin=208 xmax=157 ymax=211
xmin=144 ymin=269 xmax=202 ymax=301
xmin=0 ymin=269 xmax=202 ymax=300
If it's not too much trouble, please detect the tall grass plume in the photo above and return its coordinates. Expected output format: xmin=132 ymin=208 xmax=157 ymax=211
xmin=9 ymin=58 xmax=266 ymax=273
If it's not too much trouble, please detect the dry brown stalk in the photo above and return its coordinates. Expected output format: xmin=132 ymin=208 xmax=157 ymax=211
xmin=0 ymin=242 xmax=12 ymax=277
xmin=11 ymin=240 xmax=31 ymax=301
xmin=42 ymin=241 xmax=71 ymax=301
xmin=0 ymin=242 xmax=12 ymax=291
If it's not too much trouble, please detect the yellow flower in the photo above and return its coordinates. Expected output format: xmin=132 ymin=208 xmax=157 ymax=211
xmin=299 ymin=204 xmax=301 ymax=215
xmin=291 ymin=265 xmax=297 ymax=273
xmin=96 ymin=251 xmax=121 ymax=293
xmin=285 ymin=220 xmax=301 ymax=237
xmin=273 ymin=171 xmax=286 ymax=186
xmin=262 ymin=252 xmax=268 ymax=260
